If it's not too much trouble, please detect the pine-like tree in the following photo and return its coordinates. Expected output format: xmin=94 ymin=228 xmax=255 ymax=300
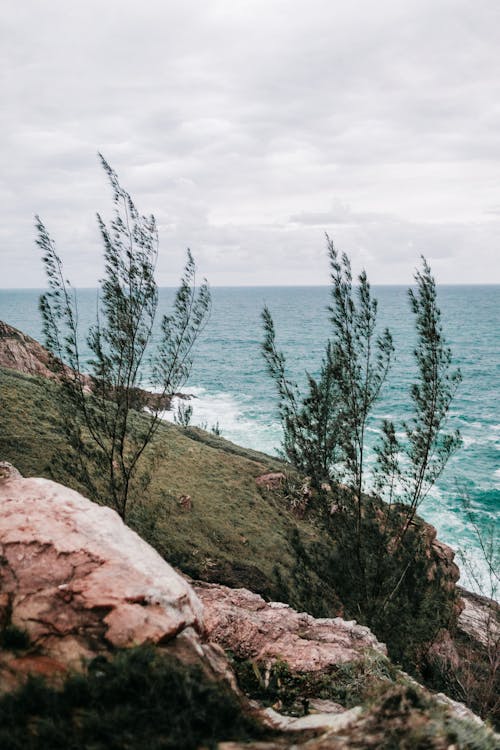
xmin=375 ymin=257 xmax=462 ymax=535
xmin=262 ymin=306 xmax=340 ymax=487
xmin=36 ymin=155 xmax=211 ymax=520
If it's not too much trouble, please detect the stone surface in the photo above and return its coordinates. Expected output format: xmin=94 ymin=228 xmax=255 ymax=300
xmin=262 ymin=705 xmax=362 ymax=732
xmin=0 ymin=321 xmax=65 ymax=382
xmin=193 ymin=580 xmax=386 ymax=672
xmin=0 ymin=474 xmax=227 ymax=688
xmin=458 ymin=588 xmax=500 ymax=648
xmin=0 ymin=320 xmax=171 ymax=409
xmin=255 ymin=472 xmax=286 ymax=490
xmin=0 ymin=462 xmax=22 ymax=481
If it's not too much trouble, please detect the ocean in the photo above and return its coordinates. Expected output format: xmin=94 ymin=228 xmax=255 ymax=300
xmin=1 ymin=285 xmax=498 ymax=595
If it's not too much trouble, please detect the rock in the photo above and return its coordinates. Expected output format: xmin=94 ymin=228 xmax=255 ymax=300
xmin=0 ymin=320 xmax=171 ymax=409
xmin=0 ymin=321 xmax=65 ymax=382
xmin=426 ymin=628 xmax=460 ymax=672
xmin=178 ymin=494 xmax=193 ymax=510
xmin=262 ymin=704 xmax=362 ymax=732
xmin=193 ymin=580 xmax=386 ymax=673
xmin=255 ymin=472 xmax=286 ymax=490
xmin=0 ymin=462 xmax=22 ymax=481
xmin=458 ymin=588 xmax=500 ymax=648
xmin=0 ymin=474 xmax=229 ymax=690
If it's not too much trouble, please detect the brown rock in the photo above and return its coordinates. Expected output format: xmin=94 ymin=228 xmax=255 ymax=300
xmin=0 ymin=321 xmax=64 ymax=381
xmin=193 ymin=580 xmax=386 ymax=673
xmin=0 ymin=474 xmax=229 ymax=690
xmin=0 ymin=462 xmax=22 ymax=482
xmin=458 ymin=588 xmax=500 ymax=648
xmin=178 ymin=494 xmax=193 ymax=510
xmin=0 ymin=320 xmax=172 ymax=409
xmin=255 ymin=472 xmax=286 ymax=490
xmin=427 ymin=628 xmax=460 ymax=672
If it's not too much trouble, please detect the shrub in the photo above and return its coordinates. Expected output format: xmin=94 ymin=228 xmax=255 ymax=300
xmin=0 ymin=646 xmax=261 ymax=750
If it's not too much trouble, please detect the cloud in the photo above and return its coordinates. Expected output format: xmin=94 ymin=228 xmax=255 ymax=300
xmin=1 ymin=0 xmax=500 ymax=286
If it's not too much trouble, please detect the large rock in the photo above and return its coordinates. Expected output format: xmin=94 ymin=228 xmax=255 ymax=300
xmin=0 ymin=320 xmax=170 ymax=409
xmin=458 ymin=588 xmax=500 ymax=648
xmin=193 ymin=580 xmax=386 ymax=673
xmin=0 ymin=473 xmax=227 ymax=689
xmin=0 ymin=320 xmax=69 ymax=382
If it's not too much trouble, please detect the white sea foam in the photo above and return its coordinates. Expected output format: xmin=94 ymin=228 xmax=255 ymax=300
xmin=163 ymin=386 xmax=282 ymax=456
xmin=161 ymin=382 xmax=499 ymax=599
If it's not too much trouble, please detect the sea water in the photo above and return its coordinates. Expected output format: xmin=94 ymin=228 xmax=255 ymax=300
xmin=1 ymin=286 xmax=498 ymax=594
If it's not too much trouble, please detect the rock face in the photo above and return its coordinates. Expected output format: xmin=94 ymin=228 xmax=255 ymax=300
xmin=458 ymin=587 xmax=500 ymax=648
xmin=0 ymin=473 xmax=226 ymax=689
xmin=193 ymin=580 xmax=387 ymax=673
xmin=0 ymin=320 xmax=171 ymax=409
xmin=0 ymin=321 xmax=68 ymax=382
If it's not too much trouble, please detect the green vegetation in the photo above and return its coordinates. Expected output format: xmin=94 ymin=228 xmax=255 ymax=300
xmin=375 ymin=257 xmax=462 ymax=532
xmin=0 ymin=365 xmax=330 ymax=601
xmin=233 ymin=654 xmax=499 ymax=748
xmin=0 ymin=624 xmax=30 ymax=652
xmin=262 ymin=247 xmax=462 ymax=671
xmin=0 ymin=363 xmax=461 ymax=672
xmin=0 ymin=646 xmax=262 ymax=750
xmin=233 ymin=650 xmax=401 ymax=713
xmin=0 ymin=365 xmax=497 ymax=740
xmin=36 ymin=155 xmax=210 ymax=520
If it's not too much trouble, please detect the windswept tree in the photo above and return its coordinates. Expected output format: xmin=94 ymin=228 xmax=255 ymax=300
xmin=36 ymin=155 xmax=211 ymax=520
xmin=262 ymin=235 xmax=393 ymax=505
xmin=375 ymin=257 xmax=462 ymax=535
xmin=262 ymin=307 xmax=340 ymax=487
xmin=327 ymin=237 xmax=394 ymax=523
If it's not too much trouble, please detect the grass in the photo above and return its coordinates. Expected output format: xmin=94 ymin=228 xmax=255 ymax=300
xmin=232 ymin=649 xmax=402 ymax=714
xmin=0 ymin=366 xmax=334 ymax=603
xmin=1 ymin=367 xmax=498 ymax=745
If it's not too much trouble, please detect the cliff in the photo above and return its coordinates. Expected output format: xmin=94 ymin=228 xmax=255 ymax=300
xmin=0 ymin=323 xmax=498 ymax=736
xmin=0 ymin=465 xmax=496 ymax=749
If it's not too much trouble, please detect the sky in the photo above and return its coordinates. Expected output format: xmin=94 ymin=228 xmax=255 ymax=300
xmin=1 ymin=0 xmax=500 ymax=287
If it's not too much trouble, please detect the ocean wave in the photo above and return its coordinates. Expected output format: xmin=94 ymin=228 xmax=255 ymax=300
xmin=163 ymin=386 xmax=282 ymax=456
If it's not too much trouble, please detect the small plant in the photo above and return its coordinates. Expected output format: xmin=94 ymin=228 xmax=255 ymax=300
xmin=210 ymin=421 xmax=222 ymax=436
xmin=233 ymin=651 xmax=399 ymax=714
xmin=174 ymin=402 xmax=193 ymax=428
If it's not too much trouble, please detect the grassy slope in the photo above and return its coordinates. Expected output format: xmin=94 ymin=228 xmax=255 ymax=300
xmin=0 ymin=366 xmax=331 ymax=603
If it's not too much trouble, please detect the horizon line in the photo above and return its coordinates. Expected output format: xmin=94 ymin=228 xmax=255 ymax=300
xmin=1 ymin=282 xmax=500 ymax=291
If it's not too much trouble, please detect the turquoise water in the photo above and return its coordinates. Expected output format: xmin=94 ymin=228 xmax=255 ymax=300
xmin=1 ymin=286 xmax=498 ymax=593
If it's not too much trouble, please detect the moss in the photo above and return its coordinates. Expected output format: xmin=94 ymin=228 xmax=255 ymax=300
xmin=0 ymin=646 xmax=264 ymax=750
xmin=349 ymin=685 xmax=499 ymax=750
xmin=232 ymin=650 xmax=401 ymax=715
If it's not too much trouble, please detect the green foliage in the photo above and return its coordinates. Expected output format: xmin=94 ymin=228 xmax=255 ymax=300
xmin=232 ymin=651 xmax=399 ymax=714
xmin=355 ymin=685 xmax=499 ymax=750
xmin=335 ymin=510 xmax=456 ymax=667
xmin=174 ymin=401 xmax=193 ymax=428
xmin=36 ymin=156 xmax=210 ymax=519
xmin=375 ymin=257 xmax=462 ymax=526
xmin=262 ymin=306 xmax=341 ymax=487
xmin=0 ymin=646 xmax=261 ymax=750
xmin=327 ymin=236 xmax=394 ymax=503
xmin=262 ymin=236 xmax=394 ymax=505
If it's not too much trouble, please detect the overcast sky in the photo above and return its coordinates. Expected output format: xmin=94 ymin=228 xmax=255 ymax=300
xmin=2 ymin=0 xmax=500 ymax=286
